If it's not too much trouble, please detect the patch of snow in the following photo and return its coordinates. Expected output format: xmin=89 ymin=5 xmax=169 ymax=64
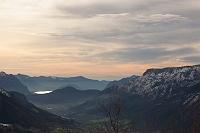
xmin=0 ymin=89 xmax=10 ymax=97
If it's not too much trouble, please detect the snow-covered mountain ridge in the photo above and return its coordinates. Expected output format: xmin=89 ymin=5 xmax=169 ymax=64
xmin=107 ymin=65 xmax=200 ymax=100
xmin=129 ymin=65 xmax=200 ymax=98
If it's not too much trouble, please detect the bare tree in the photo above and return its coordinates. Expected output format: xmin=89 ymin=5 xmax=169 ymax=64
xmin=101 ymin=95 xmax=122 ymax=133
xmin=99 ymin=92 xmax=135 ymax=133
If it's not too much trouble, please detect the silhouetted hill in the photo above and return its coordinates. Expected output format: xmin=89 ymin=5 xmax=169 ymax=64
xmin=0 ymin=89 xmax=78 ymax=132
xmin=27 ymin=86 xmax=101 ymax=118
xmin=28 ymin=86 xmax=100 ymax=104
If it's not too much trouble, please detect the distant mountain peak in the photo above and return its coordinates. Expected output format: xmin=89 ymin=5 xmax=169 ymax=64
xmin=54 ymin=86 xmax=78 ymax=93
xmin=0 ymin=71 xmax=7 ymax=77
xmin=75 ymin=76 xmax=86 ymax=79
xmin=16 ymin=74 xmax=30 ymax=78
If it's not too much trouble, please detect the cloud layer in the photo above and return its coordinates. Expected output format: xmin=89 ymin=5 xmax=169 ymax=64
xmin=0 ymin=0 xmax=200 ymax=79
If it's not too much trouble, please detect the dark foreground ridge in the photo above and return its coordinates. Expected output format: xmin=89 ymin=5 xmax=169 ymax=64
xmin=0 ymin=89 xmax=79 ymax=133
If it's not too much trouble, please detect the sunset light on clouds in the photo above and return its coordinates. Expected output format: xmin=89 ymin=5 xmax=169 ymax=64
xmin=1 ymin=0 xmax=200 ymax=79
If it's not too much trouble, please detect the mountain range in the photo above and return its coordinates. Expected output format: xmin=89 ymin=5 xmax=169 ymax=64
xmin=16 ymin=74 xmax=110 ymax=92
xmin=1 ymin=64 xmax=200 ymax=132
xmin=27 ymin=64 xmax=200 ymax=132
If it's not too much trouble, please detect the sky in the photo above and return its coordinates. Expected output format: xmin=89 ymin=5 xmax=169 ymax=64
xmin=0 ymin=0 xmax=200 ymax=80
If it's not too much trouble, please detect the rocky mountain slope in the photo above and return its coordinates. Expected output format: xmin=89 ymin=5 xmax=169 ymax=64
xmin=128 ymin=65 xmax=200 ymax=99
xmin=0 ymin=72 xmax=30 ymax=95
xmin=105 ymin=75 xmax=139 ymax=92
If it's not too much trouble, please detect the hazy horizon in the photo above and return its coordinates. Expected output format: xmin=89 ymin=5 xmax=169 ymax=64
xmin=2 ymin=63 xmax=200 ymax=80
xmin=1 ymin=70 xmax=132 ymax=80
xmin=1 ymin=0 xmax=200 ymax=80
